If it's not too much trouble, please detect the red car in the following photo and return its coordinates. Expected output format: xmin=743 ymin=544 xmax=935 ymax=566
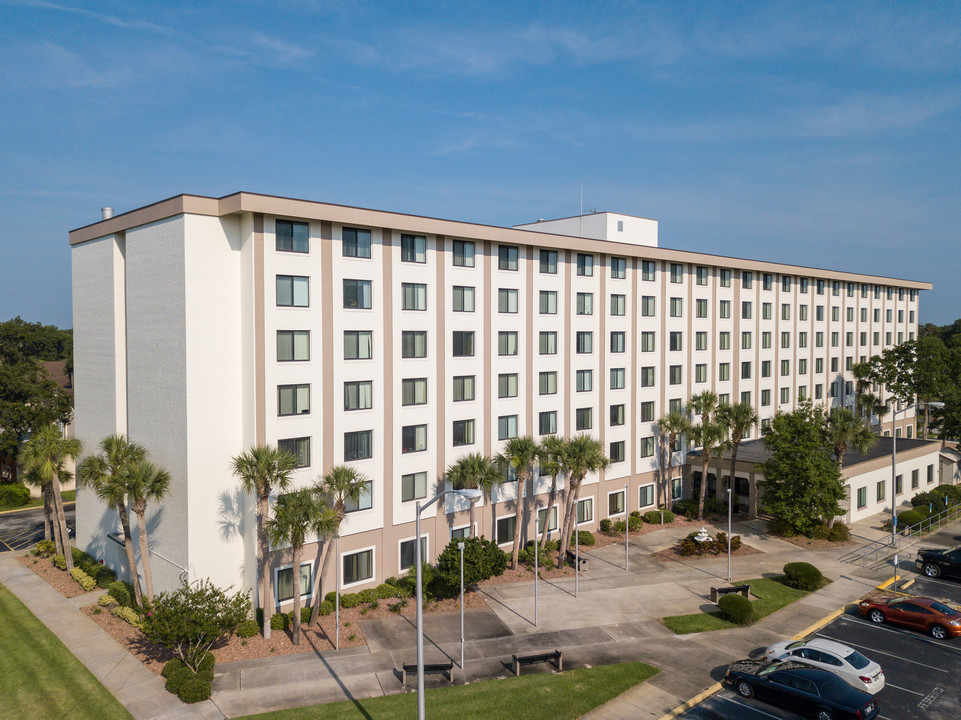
xmin=857 ymin=595 xmax=961 ymax=639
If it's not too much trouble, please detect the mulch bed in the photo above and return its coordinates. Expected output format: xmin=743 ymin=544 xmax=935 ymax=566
xmin=18 ymin=554 xmax=88 ymax=597
xmin=593 ymin=516 xmax=704 ymax=548
xmin=775 ymin=535 xmax=856 ymax=550
xmin=653 ymin=542 xmax=763 ymax=563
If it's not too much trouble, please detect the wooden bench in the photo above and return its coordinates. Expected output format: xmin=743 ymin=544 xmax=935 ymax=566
xmin=401 ymin=661 xmax=454 ymax=686
xmin=512 ymin=649 xmax=563 ymax=676
xmin=566 ymin=549 xmax=588 ymax=566
xmin=710 ymin=584 xmax=750 ymax=603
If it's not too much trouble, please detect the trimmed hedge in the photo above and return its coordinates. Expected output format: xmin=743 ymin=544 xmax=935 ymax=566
xmin=783 ymin=562 xmax=823 ymax=591
xmin=897 ymin=509 xmax=925 ymax=528
xmin=52 ymin=554 xmax=67 ymax=570
xmin=270 ymin=612 xmax=287 ymax=630
xmin=178 ymin=674 xmax=212 ymax=703
xmin=110 ymin=605 xmax=143 ymax=629
xmin=300 ymin=606 xmax=312 ymax=624
xmin=316 ymin=600 xmax=335 ymax=616
xmin=98 ymin=594 xmax=119 ymax=608
xmin=571 ymin=530 xmax=595 ymax=546
xmin=644 ymin=509 xmax=675 ymax=524
xmin=236 ymin=618 xmax=259 ymax=638
xmin=161 ymin=658 xmax=184 ymax=679
xmin=164 ymin=665 xmax=193 ymax=694
xmin=107 ymin=581 xmax=133 ymax=608
xmin=0 ymin=483 xmax=30 ymax=507
xmin=69 ymin=567 xmax=97 ymax=591
xmin=339 ymin=593 xmax=362 ymax=608
xmin=718 ymin=593 xmax=753 ymax=625
xmin=828 ymin=523 xmax=851 ymax=542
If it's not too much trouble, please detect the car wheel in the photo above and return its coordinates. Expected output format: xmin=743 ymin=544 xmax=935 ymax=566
xmin=923 ymin=563 xmax=942 ymax=578
xmin=816 ymin=710 xmax=833 ymax=720
xmin=736 ymin=680 xmax=754 ymax=698
xmin=869 ymin=609 xmax=885 ymax=624
xmin=931 ymin=624 xmax=948 ymax=640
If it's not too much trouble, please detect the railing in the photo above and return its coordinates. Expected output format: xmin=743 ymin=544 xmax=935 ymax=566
xmin=839 ymin=503 xmax=961 ymax=567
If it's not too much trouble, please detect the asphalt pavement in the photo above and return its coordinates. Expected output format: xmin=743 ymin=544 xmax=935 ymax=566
xmin=0 ymin=504 xmax=74 ymax=552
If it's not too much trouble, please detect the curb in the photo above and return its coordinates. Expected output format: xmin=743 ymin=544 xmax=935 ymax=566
xmin=0 ymin=501 xmax=75 ymax=516
xmin=655 ymin=574 xmax=899 ymax=720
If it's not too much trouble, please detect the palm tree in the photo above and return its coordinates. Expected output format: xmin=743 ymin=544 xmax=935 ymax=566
xmin=308 ymin=465 xmax=369 ymax=625
xmin=852 ymin=361 xmax=874 ymax=418
xmin=537 ymin=436 xmax=565 ymax=551
xmin=447 ymin=453 xmax=501 ymax=537
xmin=655 ymin=412 xmax=687 ymax=508
xmin=495 ymin=436 xmax=540 ymax=569
xmin=824 ymin=408 xmax=877 ymax=527
xmin=859 ymin=392 xmax=888 ymax=431
xmin=266 ymin=489 xmax=335 ymax=645
xmin=557 ymin=435 xmax=609 ymax=567
xmin=126 ymin=459 xmax=171 ymax=603
xmin=230 ymin=445 xmax=297 ymax=640
xmin=688 ymin=391 xmax=723 ymax=521
xmin=78 ymin=435 xmax=147 ymax=604
xmin=717 ymin=402 xmax=759 ymax=517
xmin=20 ymin=424 xmax=82 ymax=568
xmin=22 ymin=467 xmax=54 ymax=545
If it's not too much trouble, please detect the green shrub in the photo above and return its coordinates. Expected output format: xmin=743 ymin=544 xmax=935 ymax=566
xmin=164 ymin=665 xmax=193 ymax=694
xmin=809 ymin=523 xmax=830 ymax=540
xmin=107 ymin=581 xmax=132 ymax=608
xmin=96 ymin=567 xmax=117 ymax=589
xmin=718 ymin=593 xmax=753 ymax=625
xmin=51 ymin=554 xmax=67 ymax=570
xmin=898 ymin=509 xmax=924 ymax=528
xmin=0 ymin=483 xmax=30 ymax=507
xmin=783 ymin=562 xmax=823 ymax=591
xmin=325 ymin=591 xmax=338 ymax=604
xmin=358 ymin=588 xmax=377 ymax=604
xmin=612 ymin=519 xmax=627 ymax=533
xmin=33 ymin=539 xmax=56 ymax=557
xmin=518 ymin=542 xmax=555 ymax=569
xmin=270 ymin=612 xmax=287 ymax=630
xmin=672 ymin=499 xmax=699 ymax=520
xmin=704 ymin=498 xmax=725 ymax=515
xmin=161 ymin=657 xmax=184 ymax=679
xmin=236 ymin=619 xmax=259 ymax=638
xmin=340 ymin=593 xmax=362 ymax=608
xmin=316 ymin=600 xmax=334 ymax=616
xmin=730 ymin=535 xmax=742 ymax=552
xmin=571 ymin=530 xmax=595 ymax=546
xmin=828 ymin=523 xmax=851 ymax=542
xmin=661 ymin=509 xmax=676 ymax=523
xmin=384 ymin=576 xmax=399 ymax=586
xmin=300 ymin=606 xmax=312 ymax=624
xmin=98 ymin=594 xmax=119 ymax=608
xmin=178 ymin=675 xmax=212 ymax=704
xmin=435 ymin=536 xmax=508 ymax=595
xmin=643 ymin=510 xmax=662 ymax=524
xmin=196 ymin=651 xmax=215 ymax=675
xmin=630 ymin=510 xmax=641 ymax=518
xmin=767 ymin=517 xmax=796 ymax=537
xmin=628 ymin=514 xmax=643 ymax=531
xmin=678 ymin=537 xmax=698 ymax=556
xmin=374 ymin=583 xmax=396 ymax=599
xmin=599 ymin=518 xmax=612 ymax=533
xmin=111 ymin=605 xmax=143 ymax=629
xmin=69 ymin=567 xmax=97 ymax=591
xmin=912 ymin=485 xmax=961 ymax=510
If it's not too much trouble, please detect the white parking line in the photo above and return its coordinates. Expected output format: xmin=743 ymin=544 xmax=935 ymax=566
xmin=883 ymin=682 xmax=925 ymax=696
xmin=813 ymin=633 xmax=950 ymax=672
xmin=833 ymin=615 xmax=961 ymax=657
xmin=912 ymin=575 xmax=961 ymax=592
xmin=716 ymin=694 xmax=790 ymax=719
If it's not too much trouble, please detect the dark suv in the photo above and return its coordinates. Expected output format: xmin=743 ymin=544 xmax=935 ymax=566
xmin=916 ymin=545 xmax=961 ymax=579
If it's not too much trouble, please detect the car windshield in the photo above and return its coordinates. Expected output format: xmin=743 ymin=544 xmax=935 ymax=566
xmin=930 ymin=601 xmax=959 ymax=616
xmin=844 ymin=650 xmax=871 ymax=670
xmin=785 ymin=641 xmax=805 ymax=651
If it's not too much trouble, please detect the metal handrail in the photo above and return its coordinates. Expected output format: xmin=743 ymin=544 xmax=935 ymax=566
xmin=840 ymin=503 xmax=961 ymax=566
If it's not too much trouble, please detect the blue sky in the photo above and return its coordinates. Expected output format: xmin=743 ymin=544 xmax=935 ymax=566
xmin=2 ymin=1 xmax=959 ymax=329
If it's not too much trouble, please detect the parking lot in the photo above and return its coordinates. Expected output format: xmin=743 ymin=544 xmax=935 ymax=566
xmin=0 ymin=506 xmax=74 ymax=552
xmin=678 ymin=566 xmax=961 ymax=720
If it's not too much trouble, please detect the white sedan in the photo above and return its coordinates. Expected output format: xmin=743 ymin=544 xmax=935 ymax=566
xmin=765 ymin=637 xmax=885 ymax=694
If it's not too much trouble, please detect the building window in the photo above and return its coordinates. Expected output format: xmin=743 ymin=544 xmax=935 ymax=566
xmin=742 ymin=332 xmax=752 ymax=350
xmin=498 ymin=373 xmax=519 ymax=398
xmin=276 ymin=219 xmax=309 ymax=253
xmin=695 ymin=298 xmax=707 ymax=318
xmin=276 ymin=563 xmax=312 ymax=603
xmin=695 ymin=332 xmax=707 ymax=351
xmin=452 ymin=285 xmax=475 ymax=312
xmin=402 ymin=283 xmax=427 ymax=311
xmin=343 ymin=549 xmax=373 ymax=585
xmin=276 ymin=275 xmax=309 ymax=307
xmin=498 ymin=415 xmax=518 ymax=440
xmin=577 ymin=497 xmax=593 ymax=523
xmin=277 ymin=437 xmax=310 ymax=468
xmin=799 ymin=332 xmax=808 ymax=348
xmin=696 ymin=266 xmax=708 ymax=285
xmin=345 ymin=380 xmax=373 ymax=410
xmin=781 ymin=359 xmax=790 ymax=376
xmin=496 ymin=516 xmax=516 ymax=544
xmin=401 ymin=472 xmax=428 ymax=502
xmin=498 ymin=288 xmax=519 ymax=313
xmin=762 ymin=360 xmax=771 ymax=377
xmin=742 ymin=271 xmax=753 ymax=289
xmin=719 ymin=332 xmax=730 ymax=350
xmin=641 ymin=260 xmax=656 ymax=281
xmin=761 ymin=332 xmax=771 ymax=350
xmin=400 ymin=234 xmax=426 ymax=263
xmin=780 ymin=387 xmax=790 ymax=404
xmin=402 ymin=378 xmax=427 ymax=406
xmin=611 ymin=257 xmax=627 ymax=279
xmin=539 ymin=290 xmax=557 ymax=314
xmin=610 ymin=294 xmax=626 ymax=316
xmin=670 ymin=297 xmax=683 ymax=318
xmin=453 ymin=419 xmax=475 ymax=446
xmin=539 ymin=371 xmax=557 ymax=395
xmin=344 ymin=330 xmax=373 ymax=360
xmin=452 ymin=240 xmax=475 ymax=267
xmin=718 ymin=363 xmax=730 ymax=381
xmin=537 ymin=507 xmax=559 ymax=532
xmin=720 ymin=269 xmax=732 ymax=287
xmin=669 ymin=365 xmax=682 ymax=385
xmin=639 ymin=484 xmax=654 ymax=508
xmin=669 ymin=332 xmax=683 ymax=352
xmin=641 ymin=366 xmax=655 ymax=387
xmin=911 ymin=469 xmax=919 ymax=489
xmin=453 ymin=375 xmax=475 ymax=401
xmin=344 ymin=430 xmax=373 ymax=461
xmin=816 ymin=279 xmax=825 ymax=295
xmin=741 ymin=301 xmax=752 ymax=320
xmin=576 ymin=292 xmax=594 ymax=315
xmin=610 ymin=368 xmax=625 ymax=390
xmin=800 ymin=278 xmax=809 ymax=293
xmin=609 ymin=441 xmax=625 ymax=463
xmin=402 ymin=424 xmax=427 ymax=453
xmin=611 ymin=331 xmax=626 ymax=353
xmin=341 ymin=279 xmax=372 ymax=309
xmin=399 ymin=537 xmax=427 ymax=571
xmin=695 ymin=364 xmax=707 ymax=383
xmin=782 ymin=275 xmax=792 ymax=292
xmin=277 ymin=330 xmax=309 ymax=362
xmin=576 ymin=332 xmax=593 ymax=354
xmin=452 ymin=331 xmax=474 ymax=357
xmin=641 ymin=296 xmax=655 ymax=316
xmin=876 ymin=480 xmax=885 ymax=502
xmin=498 ymin=331 xmax=518 ymax=356
xmin=343 ymin=480 xmax=373 ymax=513
xmin=928 ymin=464 xmax=935 ymax=484
xmin=761 ymin=389 xmax=771 ymax=407
xmin=642 ymin=332 xmax=656 ymax=352
xmin=576 ymin=407 xmax=593 ymax=431
xmin=342 ymin=227 xmax=371 ymax=258
xmin=719 ymin=300 xmax=731 ymax=319
xmin=498 ymin=244 xmax=518 ymax=271
xmin=762 ymin=303 xmax=772 ymax=320
xmin=741 ymin=362 xmax=751 ymax=380
xmin=640 ymin=436 xmax=655 ymax=458
xmin=611 ymin=404 xmax=626 ymax=426
xmin=857 ymin=487 xmax=867 ymax=510
xmin=278 ymin=384 xmax=309 ymax=416
xmin=669 ymin=398 xmax=682 ymax=414
xmin=577 ymin=253 xmax=593 ymax=276
xmin=670 ymin=263 xmax=683 ymax=283
xmin=539 ymin=411 xmax=557 ymax=435
xmin=539 ymin=249 xmax=557 ymax=274
xmin=741 ymin=391 xmax=751 ymax=406
xmin=402 ymin=330 xmax=428 ymax=359
xmin=539 ymin=332 xmax=557 ymax=355
xmin=608 ymin=490 xmax=625 ymax=516
xmin=781 ymin=332 xmax=791 ymax=349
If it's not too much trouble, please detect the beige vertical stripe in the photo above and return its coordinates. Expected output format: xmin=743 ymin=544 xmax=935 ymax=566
xmin=253 ymin=214 xmax=266 ymax=446
xmin=320 ymin=220 xmax=334 ymax=470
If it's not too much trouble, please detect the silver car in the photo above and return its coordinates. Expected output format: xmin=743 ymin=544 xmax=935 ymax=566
xmin=765 ymin=637 xmax=885 ymax=694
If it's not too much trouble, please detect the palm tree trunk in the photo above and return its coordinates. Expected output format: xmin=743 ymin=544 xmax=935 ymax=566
xmin=729 ymin=445 xmax=739 ymax=516
xmin=539 ymin=476 xmax=558 ymax=550
xmin=510 ymin=476 xmax=522 ymax=569
xmin=291 ymin=544 xmax=302 ymax=645
xmin=51 ymin=473 xmax=73 ymax=571
xmin=258 ymin=495 xmax=272 ymax=640
xmin=697 ymin=457 xmax=709 ymax=521
xmin=135 ymin=509 xmax=155 ymax=603
xmin=309 ymin=537 xmax=334 ymax=625
xmin=42 ymin=484 xmax=53 ymax=543
xmin=118 ymin=505 xmax=143 ymax=607
xmin=557 ymin=476 xmax=578 ymax=567
xmin=49 ymin=486 xmax=63 ymax=557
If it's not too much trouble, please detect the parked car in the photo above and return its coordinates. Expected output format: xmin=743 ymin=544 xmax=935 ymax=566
xmin=723 ymin=658 xmax=880 ymax=720
xmin=916 ymin=545 xmax=961 ymax=579
xmin=765 ymin=638 xmax=884 ymax=693
xmin=857 ymin=595 xmax=961 ymax=639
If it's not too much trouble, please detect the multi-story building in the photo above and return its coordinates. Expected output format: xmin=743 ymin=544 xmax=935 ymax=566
xmin=69 ymin=192 xmax=929 ymax=611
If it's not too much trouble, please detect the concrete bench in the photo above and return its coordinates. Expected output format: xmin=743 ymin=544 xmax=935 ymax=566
xmin=566 ymin=549 xmax=588 ymax=566
xmin=401 ymin=661 xmax=454 ymax=685
xmin=512 ymin=649 xmax=563 ymax=676
xmin=710 ymin=584 xmax=750 ymax=603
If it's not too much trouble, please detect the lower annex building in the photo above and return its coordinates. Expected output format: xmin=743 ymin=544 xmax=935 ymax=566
xmin=69 ymin=192 xmax=929 ymax=611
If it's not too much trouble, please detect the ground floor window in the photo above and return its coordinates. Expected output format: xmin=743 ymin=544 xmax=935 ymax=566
xmin=857 ymin=487 xmax=867 ymax=509
xmin=399 ymin=537 xmax=427 ymax=571
xmin=496 ymin=516 xmax=516 ymax=544
xmin=672 ymin=478 xmax=682 ymax=500
xmin=877 ymin=480 xmax=885 ymax=501
xmin=276 ymin=562 xmax=312 ymax=603
xmin=895 ymin=474 xmax=903 ymax=495
xmin=734 ymin=476 xmax=750 ymax=496
xmin=638 ymin=484 xmax=654 ymax=508
xmin=537 ymin=506 xmax=558 ymax=532
xmin=608 ymin=490 xmax=625 ymax=516
xmin=451 ymin=526 xmax=470 ymax=540
xmin=343 ymin=549 xmax=373 ymax=586
xmin=577 ymin=497 xmax=593 ymax=524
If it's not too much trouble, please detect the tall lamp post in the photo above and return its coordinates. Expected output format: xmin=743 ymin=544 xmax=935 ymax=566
xmin=415 ymin=488 xmax=483 ymax=720
xmin=458 ymin=541 xmax=465 ymax=670
xmin=726 ymin=488 xmax=733 ymax=582
xmin=891 ymin=400 xmax=944 ymax=544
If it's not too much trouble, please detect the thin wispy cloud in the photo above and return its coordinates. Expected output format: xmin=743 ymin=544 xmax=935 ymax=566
xmin=10 ymin=0 xmax=180 ymax=36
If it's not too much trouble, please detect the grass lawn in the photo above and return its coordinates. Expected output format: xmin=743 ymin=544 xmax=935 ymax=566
xmin=0 ymin=582 xmax=134 ymax=720
xmin=0 ymin=490 xmax=75 ymax=513
xmin=235 ymin=662 xmax=658 ymax=720
xmin=661 ymin=577 xmax=815 ymax=634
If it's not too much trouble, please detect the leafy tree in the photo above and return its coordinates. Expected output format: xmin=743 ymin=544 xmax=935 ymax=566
xmin=78 ymin=435 xmax=148 ymax=605
xmin=142 ymin=579 xmax=250 ymax=673
xmin=851 ymin=361 xmax=874 ymax=419
xmin=0 ymin=316 xmax=72 ymax=364
xmin=656 ymin=411 xmax=687 ymax=508
xmin=435 ymin=536 xmax=507 ymax=594
xmin=557 ymin=435 xmax=609 ymax=567
xmin=19 ymin=424 xmax=81 ymax=566
xmin=446 ymin=453 xmax=501 ymax=538
xmin=536 ymin=436 xmax=565 ymax=550
xmin=230 ymin=445 xmax=296 ymax=639
xmin=869 ymin=337 xmax=948 ymax=438
xmin=823 ymin=408 xmax=875 ymax=527
xmin=495 ymin=436 xmax=540 ymax=569
xmin=759 ymin=401 xmax=846 ymax=536
xmin=688 ymin=391 xmax=723 ymax=521
xmin=126 ymin=459 xmax=171 ymax=603
xmin=717 ymin=402 xmax=759 ymax=517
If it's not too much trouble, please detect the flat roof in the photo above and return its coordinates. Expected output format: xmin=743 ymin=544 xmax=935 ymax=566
xmin=68 ymin=192 xmax=932 ymax=290
xmin=696 ymin=436 xmax=939 ymax=467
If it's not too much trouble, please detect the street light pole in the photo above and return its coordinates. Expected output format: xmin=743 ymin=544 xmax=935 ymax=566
xmin=458 ymin=541 xmax=465 ymax=670
xmin=624 ymin=482 xmax=629 ymax=571
xmin=574 ymin=505 xmax=579 ymax=598
xmin=335 ymin=535 xmax=340 ymax=650
xmin=534 ymin=518 xmax=538 ymax=626
xmin=891 ymin=401 xmax=944 ymax=544
xmin=726 ymin=488 xmax=732 ymax=582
